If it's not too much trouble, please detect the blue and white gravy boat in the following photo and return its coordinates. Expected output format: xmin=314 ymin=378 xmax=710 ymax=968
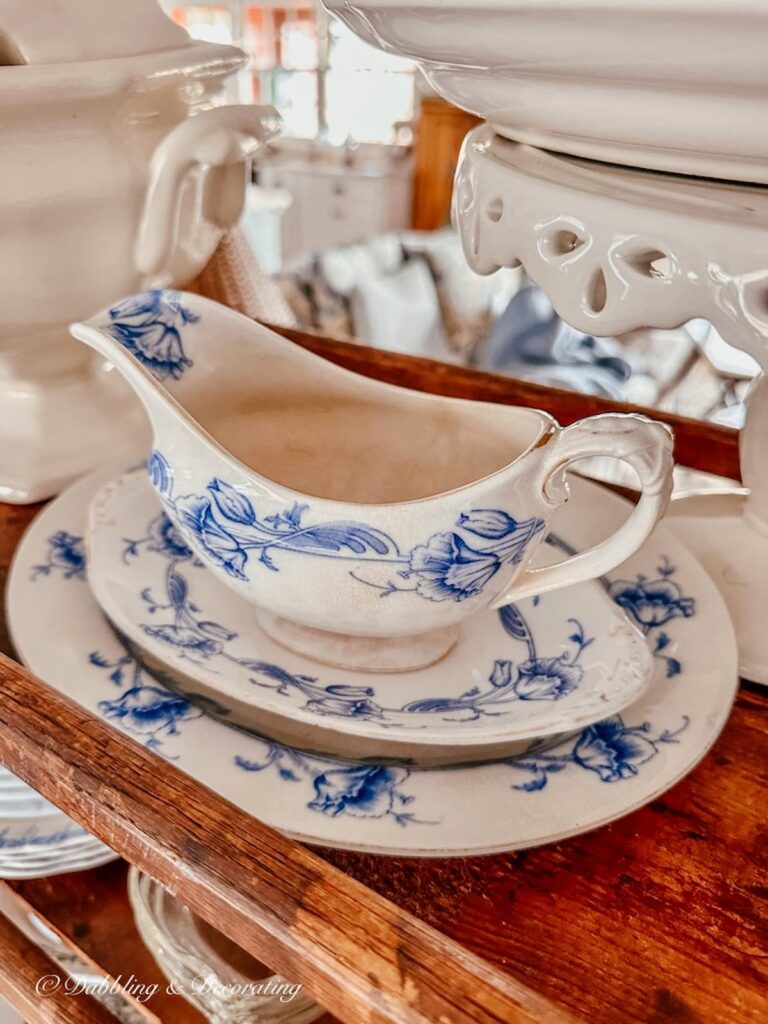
xmin=71 ymin=291 xmax=673 ymax=673
xmin=85 ymin=469 xmax=653 ymax=768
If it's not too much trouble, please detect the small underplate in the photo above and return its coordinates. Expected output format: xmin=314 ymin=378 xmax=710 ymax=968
xmin=85 ymin=470 xmax=652 ymax=768
xmin=665 ymin=489 xmax=767 ymax=685
xmin=7 ymin=466 xmax=738 ymax=857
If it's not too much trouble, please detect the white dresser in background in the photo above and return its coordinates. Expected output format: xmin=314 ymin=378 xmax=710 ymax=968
xmin=258 ymin=156 xmax=413 ymax=265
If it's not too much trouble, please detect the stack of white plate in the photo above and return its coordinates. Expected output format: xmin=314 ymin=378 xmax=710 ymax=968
xmin=0 ymin=766 xmax=115 ymax=879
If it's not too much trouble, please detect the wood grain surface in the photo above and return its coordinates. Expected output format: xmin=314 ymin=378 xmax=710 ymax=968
xmin=0 ymin=902 xmax=118 ymax=1023
xmin=0 ymin=344 xmax=762 ymax=1024
xmin=2 ymin=866 xmax=206 ymax=1024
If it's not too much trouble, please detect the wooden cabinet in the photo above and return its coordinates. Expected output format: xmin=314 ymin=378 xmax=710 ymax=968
xmin=258 ymin=160 xmax=413 ymax=264
xmin=411 ymin=97 xmax=481 ymax=231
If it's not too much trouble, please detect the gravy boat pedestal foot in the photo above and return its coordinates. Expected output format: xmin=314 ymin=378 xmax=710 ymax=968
xmin=254 ymin=613 xmax=458 ymax=673
xmin=71 ymin=290 xmax=673 ymax=675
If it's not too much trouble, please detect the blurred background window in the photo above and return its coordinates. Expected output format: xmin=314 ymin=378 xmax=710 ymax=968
xmin=166 ymin=2 xmax=416 ymax=144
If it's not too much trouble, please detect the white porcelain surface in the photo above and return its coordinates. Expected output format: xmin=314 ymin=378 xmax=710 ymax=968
xmin=324 ymin=0 xmax=768 ymax=185
xmin=6 ymin=465 xmax=738 ymax=856
xmin=130 ymin=869 xmax=323 ymax=1024
xmin=72 ymin=291 xmax=672 ymax=672
xmin=0 ymin=0 xmax=188 ymax=64
xmin=454 ymin=127 xmax=768 ymax=365
xmin=0 ymin=3 xmax=280 ymax=503
xmin=86 ymin=469 xmax=652 ymax=767
xmin=666 ymin=491 xmax=766 ymax=685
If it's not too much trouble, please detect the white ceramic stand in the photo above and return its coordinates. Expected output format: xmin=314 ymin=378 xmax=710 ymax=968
xmin=454 ymin=126 xmax=768 ymax=683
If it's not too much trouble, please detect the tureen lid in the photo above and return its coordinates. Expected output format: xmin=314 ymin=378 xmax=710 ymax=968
xmin=0 ymin=0 xmax=193 ymax=64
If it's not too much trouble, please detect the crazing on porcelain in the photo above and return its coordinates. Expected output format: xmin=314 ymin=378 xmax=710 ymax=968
xmin=148 ymin=451 xmax=546 ymax=605
xmin=33 ymin=517 xmax=698 ymax=826
xmin=119 ymin=508 xmax=589 ymax=726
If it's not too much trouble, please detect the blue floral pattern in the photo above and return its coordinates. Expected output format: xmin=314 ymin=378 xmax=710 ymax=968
xmin=88 ymin=647 xmax=428 ymax=826
xmin=105 ymin=291 xmax=198 ymax=381
xmin=31 ymin=531 xmax=86 ymax=581
xmin=148 ymin=451 xmax=544 ymax=604
xmin=122 ymin=513 xmax=594 ymax=728
xmin=0 ymin=826 xmax=89 ymax=849
xmin=89 ymin=652 xmax=202 ymax=757
xmin=235 ymin=750 xmax=428 ymax=827
xmin=30 ymin=498 xmax=707 ymax=839
xmin=508 ymin=714 xmax=690 ymax=791
xmin=608 ymin=557 xmax=695 ymax=678
xmin=547 ymin=537 xmax=695 ymax=678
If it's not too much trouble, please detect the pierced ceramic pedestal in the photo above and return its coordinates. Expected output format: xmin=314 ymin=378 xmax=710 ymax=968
xmin=454 ymin=126 xmax=768 ymax=683
xmin=0 ymin=339 xmax=149 ymax=503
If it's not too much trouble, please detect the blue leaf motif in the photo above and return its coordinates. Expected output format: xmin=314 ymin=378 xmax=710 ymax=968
xmin=167 ymin=571 xmax=188 ymax=610
xmin=198 ymin=621 xmax=238 ymax=641
xmin=498 ymin=604 xmax=532 ymax=644
xmin=147 ymin=451 xmax=173 ymax=498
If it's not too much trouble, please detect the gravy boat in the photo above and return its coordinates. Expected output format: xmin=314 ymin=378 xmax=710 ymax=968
xmin=71 ymin=290 xmax=673 ymax=673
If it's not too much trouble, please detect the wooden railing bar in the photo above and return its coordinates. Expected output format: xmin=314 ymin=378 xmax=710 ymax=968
xmin=0 ymin=903 xmax=119 ymax=1023
xmin=0 ymin=653 xmax=576 ymax=1024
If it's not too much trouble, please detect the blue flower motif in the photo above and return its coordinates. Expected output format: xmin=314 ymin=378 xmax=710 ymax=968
xmin=107 ymin=290 xmax=198 ymax=381
xmin=147 ymin=451 xmax=173 ymax=498
xmin=209 ymin=479 xmax=257 ymax=526
xmin=513 ymin=655 xmax=584 ymax=701
xmin=32 ymin=531 xmax=86 ymax=581
xmin=572 ymin=716 xmax=660 ymax=781
xmin=98 ymin=685 xmax=201 ymax=740
xmin=609 ymin=576 xmax=695 ymax=629
xmin=147 ymin=514 xmax=193 ymax=560
xmin=508 ymin=714 xmax=690 ymax=791
xmin=308 ymin=765 xmax=410 ymax=819
xmin=175 ymin=494 xmax=248 ymax=579
xmin=408 ymin=532 xmax=501 ymax=602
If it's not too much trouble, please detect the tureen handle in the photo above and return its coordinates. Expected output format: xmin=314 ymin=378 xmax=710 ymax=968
xmin=135 ymin=104 xmax=282 ymax=282
xmin=491 ymin=413 xmax=674 ymax=605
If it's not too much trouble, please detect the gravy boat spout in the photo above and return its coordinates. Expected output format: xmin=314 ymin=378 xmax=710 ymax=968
xmin=71 ymin=290 xmax=673 ymax=674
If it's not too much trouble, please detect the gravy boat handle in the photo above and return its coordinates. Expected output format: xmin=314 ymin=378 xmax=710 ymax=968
xmin=492 ymin=413 xmax=674 ymax=605
xmin=135 ymin=104 xmax=282 ymax=281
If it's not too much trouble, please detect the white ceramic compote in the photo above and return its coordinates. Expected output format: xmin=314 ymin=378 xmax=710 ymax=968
xmin=322 ymin=0 xmax=768 ymax=185
xmin=72 ymin=291 xmax=673 ymax=675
